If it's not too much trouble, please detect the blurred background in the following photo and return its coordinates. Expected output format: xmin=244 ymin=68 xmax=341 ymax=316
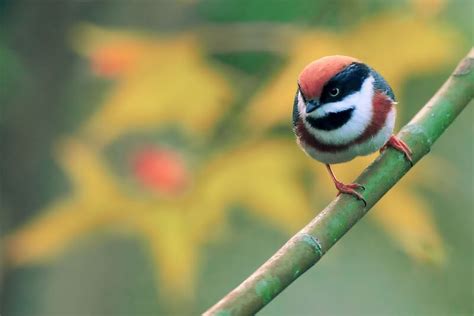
xmin=0 ymin=0 xmax=472 ymax=315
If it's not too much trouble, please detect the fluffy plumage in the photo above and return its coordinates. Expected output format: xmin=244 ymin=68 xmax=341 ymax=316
xmin=292 ymin=55 xmax=412 ymax=203
xmin=294 ymin=58 xmax=396 ymax=163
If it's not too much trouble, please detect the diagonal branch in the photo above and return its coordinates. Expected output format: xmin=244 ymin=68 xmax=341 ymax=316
xmin=204 ymin=48 xmax=474 ymax=316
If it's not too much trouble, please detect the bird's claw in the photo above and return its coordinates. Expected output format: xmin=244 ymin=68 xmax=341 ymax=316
xmin=335 ymin=181 xmax=367 ymax=206
xmin=381 ymin=135 xmax=413 ymax=166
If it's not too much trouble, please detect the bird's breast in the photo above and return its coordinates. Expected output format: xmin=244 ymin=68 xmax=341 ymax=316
xmin=294 ymin=99 xmax=395 ymax=164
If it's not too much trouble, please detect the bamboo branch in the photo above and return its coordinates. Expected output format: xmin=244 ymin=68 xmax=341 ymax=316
xmin=204 ymin=49 xmax=474 ymax=316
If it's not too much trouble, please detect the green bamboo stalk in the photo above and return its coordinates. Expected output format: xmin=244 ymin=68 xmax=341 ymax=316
xmin=204 ymin=49 xmax=474 ymax=316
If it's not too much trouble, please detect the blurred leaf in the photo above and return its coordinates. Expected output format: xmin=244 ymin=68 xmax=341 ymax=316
xmin=4 ymin=138 xmax=313 ymax=299
xmin=4 ymin=140 xmax=124 ymax=266
xmin=192 ymin=140 xmax=313 ymax=235
xmin=72 ymin=24 xmax=234 ymax=145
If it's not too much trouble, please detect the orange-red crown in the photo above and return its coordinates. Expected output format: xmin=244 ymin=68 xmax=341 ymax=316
xmin=298 ymin=55 xmax=359 ymax=100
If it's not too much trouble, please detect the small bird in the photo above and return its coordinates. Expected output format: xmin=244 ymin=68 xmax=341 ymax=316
xmin=293 ymin=55 xmax=412 ymax=205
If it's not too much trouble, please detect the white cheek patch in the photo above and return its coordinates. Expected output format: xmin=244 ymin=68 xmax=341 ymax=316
xmin=304 ymin=77 xmax=375 ymax=145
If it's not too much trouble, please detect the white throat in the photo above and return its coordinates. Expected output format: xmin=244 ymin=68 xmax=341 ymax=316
xmin=298 ymin=76 xmax=375 ymax=145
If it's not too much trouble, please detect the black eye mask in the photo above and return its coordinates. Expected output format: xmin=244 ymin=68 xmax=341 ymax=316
xmin=320 ymin=63 xmax=370 ymax=104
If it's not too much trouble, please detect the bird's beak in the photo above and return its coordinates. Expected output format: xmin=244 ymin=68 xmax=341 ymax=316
xmin=306 ymin=99 xmax=320 ymax=113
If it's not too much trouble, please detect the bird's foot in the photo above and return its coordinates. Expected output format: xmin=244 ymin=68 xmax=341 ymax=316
xmin=380 ymin=135 xmax=413 ymax=165
xmin=334 ymin=181 xmax=366 ymax=206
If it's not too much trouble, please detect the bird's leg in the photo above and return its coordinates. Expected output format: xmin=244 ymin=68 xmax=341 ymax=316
xmin=380 ymin=135 xmax=413 ymax=165
xmin=325 ymin=164 xmax=366 ymax=206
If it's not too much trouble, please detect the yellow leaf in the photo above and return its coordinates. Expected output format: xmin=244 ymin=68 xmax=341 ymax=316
xmin=4 ymin=140 xmax=127 ymax=265
xmin=136 ymin=212 xmax=200 ymax=299
xmin=73 ymin=25 xmax=234 ymax=145
xmin=193 ymin=140 xmax=314 ymax=234
xmin=3 ymin=138 xmax=315 ymax=299
xmin=56 ymin=139 xmax=122 ymax=199
xmin=4 ymin=199 xmax=114 ymax=265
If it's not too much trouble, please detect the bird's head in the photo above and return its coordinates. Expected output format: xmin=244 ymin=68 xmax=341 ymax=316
xmin=295 ymin=55 xmax=395 ymax=144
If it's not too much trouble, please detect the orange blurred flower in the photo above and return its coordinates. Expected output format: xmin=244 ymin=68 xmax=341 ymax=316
xmin=131 ymin=147 xmax=189 ymax=196
xmin=90 ymin=41 xmax=143 ymax=77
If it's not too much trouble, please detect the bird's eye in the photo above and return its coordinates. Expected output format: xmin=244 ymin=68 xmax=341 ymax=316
xmin=329 ymin=88 xmax=340 ymax=97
